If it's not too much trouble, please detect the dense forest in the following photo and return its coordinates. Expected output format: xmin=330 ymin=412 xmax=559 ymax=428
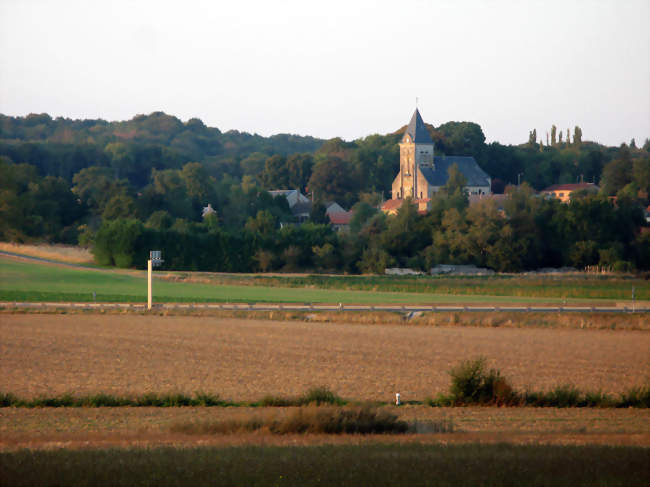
xmin=1 ymin=111 xmax=648 ymax=272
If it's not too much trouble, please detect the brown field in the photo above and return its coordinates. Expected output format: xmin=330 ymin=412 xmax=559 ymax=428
xmin=1 ymin=314 xmax=648 ymax=400
xmin=1 ymin=406 xmax=648 ymax=450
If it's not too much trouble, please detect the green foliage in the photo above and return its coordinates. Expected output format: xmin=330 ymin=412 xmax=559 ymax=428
xmin=618 ymin=385 xmax=650 ymax=408
xmin=300 ymin=386 xmax=345 ymax=406
xmin=448 ymin=358 xmax=517 ymax=406
xmin=92 ymin=219 xmax=144 ymax=267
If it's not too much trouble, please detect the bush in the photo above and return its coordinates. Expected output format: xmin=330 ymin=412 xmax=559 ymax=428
xmin=543 ymin=385 xmax=582 ymax=407
xmin=171 ymin=405 xmax=409 ymax=435
xmin=299 ymin=386 xmax=345 ymax=406
xmin=448 ymin=358 xmax=517 ymax=406
xmin=619 ymin=385 xmax=650 ymax=408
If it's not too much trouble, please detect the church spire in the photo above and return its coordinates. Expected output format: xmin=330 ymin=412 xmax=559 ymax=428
xmin=405 ymin=108 xmax=433 ymax=144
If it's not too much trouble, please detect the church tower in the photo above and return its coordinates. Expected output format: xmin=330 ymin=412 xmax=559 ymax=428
xmin=394 ymin=108 xmax=434 ymax=199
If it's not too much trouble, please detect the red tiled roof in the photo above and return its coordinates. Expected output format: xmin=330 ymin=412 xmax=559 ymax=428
xmin=328 ymin=211 xmax=353 ymax=225
xmin=542 ymin=183 xmax=598 ymax=192
xmin=381 ymin=199 xmax=404 ymax=210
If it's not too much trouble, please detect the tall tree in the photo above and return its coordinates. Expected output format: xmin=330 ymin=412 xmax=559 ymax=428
xmin=551 ymin=125 xmax=557 ymax=146
xmin=573 ymin=126 xmax=582 ymax=145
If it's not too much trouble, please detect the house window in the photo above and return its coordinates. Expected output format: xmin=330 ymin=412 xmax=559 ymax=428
xmin=559 ymin=192 xmax=564 ymax=198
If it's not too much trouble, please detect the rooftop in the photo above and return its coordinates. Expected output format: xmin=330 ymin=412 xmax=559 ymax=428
xmin=405 ymin=108 xmax=433 ymax=144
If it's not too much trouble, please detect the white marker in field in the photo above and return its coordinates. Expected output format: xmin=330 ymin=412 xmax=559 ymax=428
xmin=148 ymin=250 xmax=163 ymax=310
xmin=395 ymin=393 xmax=401 ymax=406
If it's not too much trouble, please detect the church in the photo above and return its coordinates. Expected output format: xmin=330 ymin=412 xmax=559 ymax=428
xmin=382 ymin=109 xmax=491 ymax=214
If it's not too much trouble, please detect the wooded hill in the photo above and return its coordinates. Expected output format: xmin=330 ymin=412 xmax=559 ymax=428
xmin=1 ymin=111 xmax=648 ymax=273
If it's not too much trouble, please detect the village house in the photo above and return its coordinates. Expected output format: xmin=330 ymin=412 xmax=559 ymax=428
xmin=381 ymin=109 xmax=491 ymax=214
xmin=541 ymin=182 xmax=599 ymax=203
xmin=268 ymin=189 xmax=312 ymax=222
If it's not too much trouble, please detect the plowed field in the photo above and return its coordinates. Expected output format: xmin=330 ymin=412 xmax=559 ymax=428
xmin=1 ymin=314 xmax=648 ymax=400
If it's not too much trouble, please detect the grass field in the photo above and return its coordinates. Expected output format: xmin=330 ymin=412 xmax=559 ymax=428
xmin=2 ymin=314 xmax=648 ymax=399
xmin=1 ymin=443 xmax=647 ymax=486
xmin=1 ymin=256 xmax=648 ymax=304
xmin=164 ymin=271 xmax=650 ymax=300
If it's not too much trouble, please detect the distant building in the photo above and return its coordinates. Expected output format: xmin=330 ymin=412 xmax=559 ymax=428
xmin=268 ymin=189 xmax=312 ymax=222
xmin=328 ymin=211 xmax=353 ymax=232
xmin=541 ymin=183 xmax=599 ymax=203
xmin=201 ymin=203 xmax=216 ymax=218
xmin=382 ymin=109 xmax=491 ymax=214
xmin=324 ymin=201 xmax=346 ymax=215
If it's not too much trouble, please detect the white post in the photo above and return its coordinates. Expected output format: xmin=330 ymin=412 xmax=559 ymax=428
xmin=395 ymin=393 xmax=401 ymax=406
xmin=147 ymin=259 xmax=152 ymax=310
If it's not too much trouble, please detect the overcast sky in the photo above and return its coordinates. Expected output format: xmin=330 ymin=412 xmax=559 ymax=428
xmin=1 ymin=0 xmax=648 ymax=146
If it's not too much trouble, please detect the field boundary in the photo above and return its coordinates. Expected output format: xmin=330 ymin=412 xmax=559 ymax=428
xmin=2 ymin=301 xmax=648 ymax=313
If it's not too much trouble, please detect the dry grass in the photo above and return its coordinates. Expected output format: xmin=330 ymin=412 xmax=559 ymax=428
xmin=0 ymin=242 xmax=93 ymax=264
xmin=1 ymin=314 xmax=648 ymax=401
xmin=0 ymin=406 xmax=648 ymax=450
xmin=4 ymin=307 xmax=648 ymax=331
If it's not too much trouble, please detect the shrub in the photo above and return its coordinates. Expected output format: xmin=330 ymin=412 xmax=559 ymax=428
xmin=299 ymin=386 xmax=345 ymax=406
xmin=257 ymin=395 xmax=296 ymax=407
xmin=619 ymin=385 xmax=650 ymax=408
xmin=448 ymin=358 xmax=518 ymax=406
xmin=171 ymin=405 xmax=408 ymax=435
xmin=543 ymin=385 xmax=582 ymax=407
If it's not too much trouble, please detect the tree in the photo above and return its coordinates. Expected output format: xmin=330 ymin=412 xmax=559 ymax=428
xmin=245 ymin=210 xmax=276 ymax=236
xmin=181 ymin=162 xmax=213 ymax=202
xmin=600 ymin=157 xmax=632 ymax=196
xmin=259 ymin=155 xmax=288 ymax=189
xmin=104 ymin=142 xmax=134 ymax=179
xmin=307 ymin=156 xmax=358 ymax=207
xmin=573 ymin=126 xmax=582 ymax=145
xmin=309 ymin=202 xmax=329 ymax=224
xmin=101 ymin=193 xmax=136 ymax=220
xmin=551 ymin=125 xmax=557 ymax=146
xmin=443 ymin=163 xmax=468 ymax=196
xmin=349 ymin=201 xmax=378 ymax=234
xmin=92 ymin=219 xmax=144 ymax=267
xmin=72 ymin=166 xmax=126 ymax=215
xmin=286 ymin=153 xmax=313 ymax=191
xmin=240 ymin=152 xmax=268 ymax=176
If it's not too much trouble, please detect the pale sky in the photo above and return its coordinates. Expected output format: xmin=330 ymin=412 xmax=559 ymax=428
xmin=1 ymin=0 xmax=648 ymax=146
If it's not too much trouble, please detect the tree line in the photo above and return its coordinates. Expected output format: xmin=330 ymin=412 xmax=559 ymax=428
xmin=0 ymin=112 xmax=648 ymax=272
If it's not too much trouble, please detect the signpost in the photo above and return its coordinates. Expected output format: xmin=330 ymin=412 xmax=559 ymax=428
xmin=147 ymin=251 xmax=163 ymax=310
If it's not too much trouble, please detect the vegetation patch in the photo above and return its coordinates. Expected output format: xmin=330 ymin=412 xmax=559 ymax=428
xmin=1 ymin=443 xmax=648 ymax=486
xmin=428 ymin=358 xmax=650 ymax=408
xmin=170 ymin=405 xmax=410 ymax=435
xmin=2 ymin=373 xmax=648 ymax=409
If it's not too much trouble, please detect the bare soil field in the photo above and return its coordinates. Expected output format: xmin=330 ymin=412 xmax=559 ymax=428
xmin=1 ymin=314 xmax=648 ymax=400
xmin=1 ymin=406 xmax=648 ymax=450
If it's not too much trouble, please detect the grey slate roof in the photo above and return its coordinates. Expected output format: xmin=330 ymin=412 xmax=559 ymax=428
xmin=406 ymin=109 xmax=434 ymax=144
xmin=420 ymin=156 xmax=490 ymax=187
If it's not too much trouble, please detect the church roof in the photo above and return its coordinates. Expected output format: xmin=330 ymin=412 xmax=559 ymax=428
xmin=405 ymin=109 xmax=434 ymax=144
xmin=420 ymin=156 xmax=490 ymax=187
